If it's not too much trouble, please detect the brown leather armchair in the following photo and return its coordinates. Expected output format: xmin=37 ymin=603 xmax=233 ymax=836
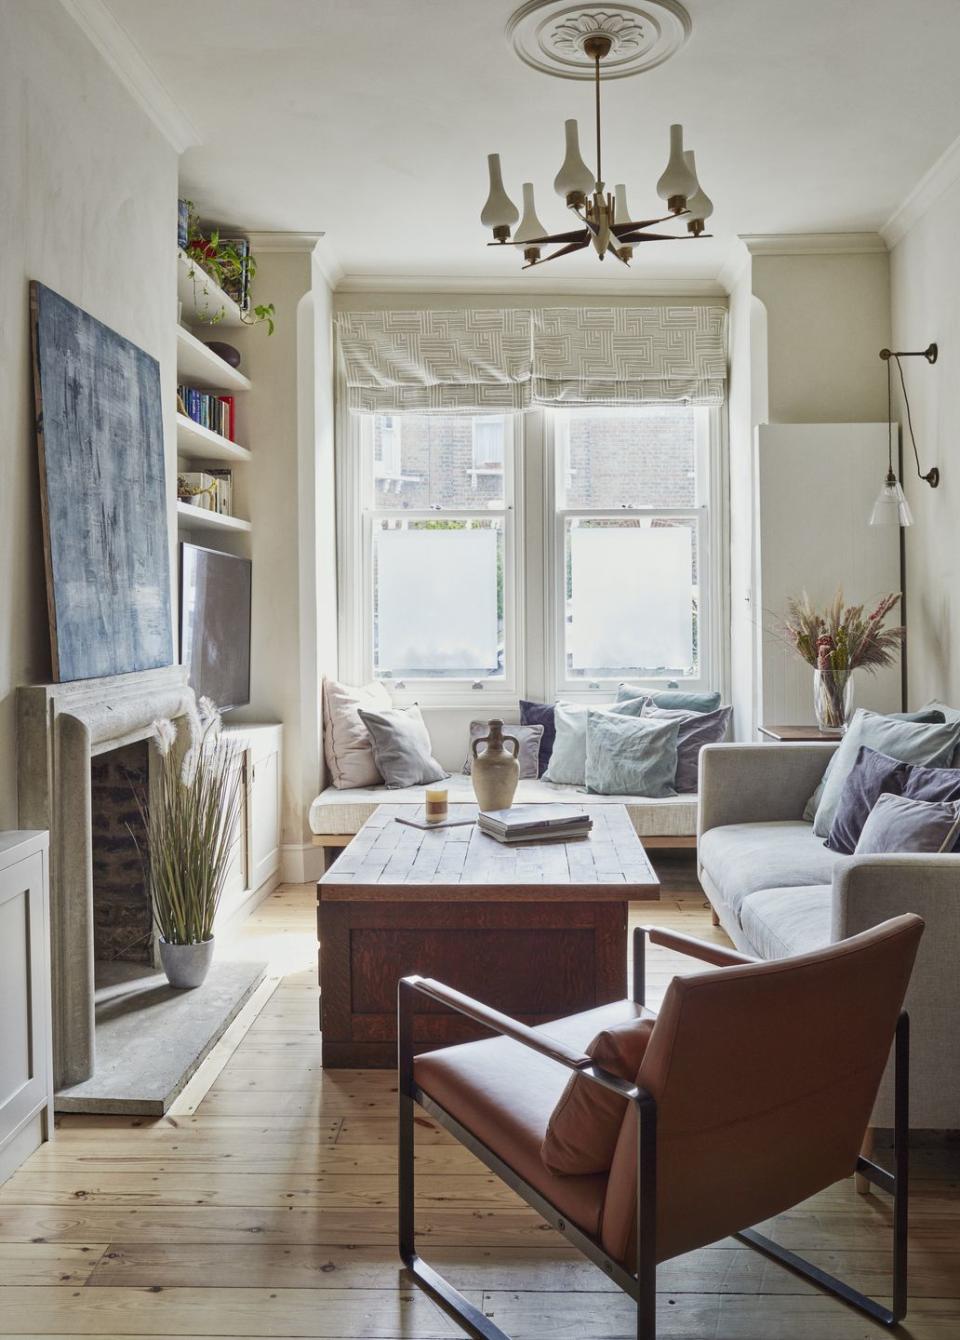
xmin=398 ymin=914 xmax=923 ymax=1339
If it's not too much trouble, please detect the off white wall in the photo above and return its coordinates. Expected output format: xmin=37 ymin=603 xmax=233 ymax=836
xmin=0 ymin=0 xmax=178 ymax=829
xmin=227 ymin=250 xmax=335 ymax=881
xmin=889 ymin=179 xmax=960 ymax=707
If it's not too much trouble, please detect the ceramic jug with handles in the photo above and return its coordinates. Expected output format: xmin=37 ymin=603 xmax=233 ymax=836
xmin=471 ymin=719 xmax=521 ymax=812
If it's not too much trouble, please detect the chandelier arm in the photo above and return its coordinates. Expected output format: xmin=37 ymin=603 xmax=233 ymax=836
xmin=522 ymin=239 xmax=590 ymax=268
xmin=612 ymin=214 xmax=680 ymax=234
xmin=609 ymin=242 xmax=631 ymax=267
xmin=516 ymin=227 xmax=589 ymax=246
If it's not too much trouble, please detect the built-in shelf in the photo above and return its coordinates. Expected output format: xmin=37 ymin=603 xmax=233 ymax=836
xmin=178 ymin=250 xmax=244 ymax=329
xmin=176 ymin=501 xmax=252 ymax=534
xmin=176 ymin=413 xmax=252 ymax=464
xmin=176 ymin=325 xmax=251 ymax=391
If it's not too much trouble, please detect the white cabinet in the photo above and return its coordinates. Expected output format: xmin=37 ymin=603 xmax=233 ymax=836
xmin=219 ymin=724 xmax=282 ymax=926
xmin=0 ymin=832 xmax=53 ymax=1184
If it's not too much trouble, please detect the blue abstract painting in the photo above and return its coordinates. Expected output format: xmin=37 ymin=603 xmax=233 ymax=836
xmin=31 ymin=283 xmax=172 ymax=682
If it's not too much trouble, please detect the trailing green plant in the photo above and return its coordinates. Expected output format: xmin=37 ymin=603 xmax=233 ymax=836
xmin=130 ymin=699 xmax=242 ymax=946
xmin=182 ymin=202 xmax=276 ymax=334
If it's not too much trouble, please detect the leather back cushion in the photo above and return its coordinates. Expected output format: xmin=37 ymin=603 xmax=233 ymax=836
xmin=541 ymin=1013 xmax=656 ymax=1176
xmin=600 ymin=915 xmax=924 ymax=1266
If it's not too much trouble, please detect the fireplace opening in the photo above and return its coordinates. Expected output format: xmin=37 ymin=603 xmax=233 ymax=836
xmin=90 ymin=740 xmax=155 ymax=970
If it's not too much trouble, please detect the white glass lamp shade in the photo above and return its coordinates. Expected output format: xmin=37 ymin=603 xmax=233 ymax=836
xmin=481 ymin=154 xmax=519 ymax=238
xmin=683 ymin=150 xmax=713 ymax=225
xmin=554 ymin=120 xmax=595 ymax=204
xmin=870 ymin=473 xmax=914 ymax=527
xmin=614 ymin=183 xmax=632 ymax=225
xmin=514 ymin=183 xmax=547 ymax=245
xmin=657 ymin=124 xmax=697 ymax=209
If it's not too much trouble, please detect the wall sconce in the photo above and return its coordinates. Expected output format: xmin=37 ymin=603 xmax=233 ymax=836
xmin=870 ymin=343 xmax=940 ymax=527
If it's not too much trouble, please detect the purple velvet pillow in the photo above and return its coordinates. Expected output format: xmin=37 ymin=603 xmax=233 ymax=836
xmin=520 ymin=700 xmax=556 ymax=777
xmin=855 ymin=792 xmax=960 ymax=854
xmin=826 ymin=746 xmax=960 ymax=854
xmin=641 ymin=704 xmax=733 ymax=794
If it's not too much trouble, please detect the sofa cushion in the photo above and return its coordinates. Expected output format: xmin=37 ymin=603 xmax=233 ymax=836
xmin=309 ymin=775 xmax=698 ymax=838
xmin=357 ymin=704 xmax=447 ymax=788
xmin=584 ymin=711 xmax=679 ymax=798
xmin=642 ymin=703 xmax=733 ymax=794
xmin=541 ymin=1011 xmax=656 ymax=1176
xmin=463 ymin=721 xmax=543 ymax=779
xmin=322 ymin=677 xmax=392 ymax=789
xmin=739 ymin=885 xmax=833 ymax=961
xmin=698 ymin=821 xmax=845 ymax=921
xmin=827 ymin=746 xmax=960 ymax=854
xmin=855 ymin=792 xmax=960 ymax=855
xmin=520 ymin=700 xmax=556 ymax=776
xmin=618 ymin=684 xmax=722 ymax=713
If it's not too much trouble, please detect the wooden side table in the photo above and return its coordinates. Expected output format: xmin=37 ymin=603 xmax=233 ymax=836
xmin=758 ymin=724 xmax=842 ymax=742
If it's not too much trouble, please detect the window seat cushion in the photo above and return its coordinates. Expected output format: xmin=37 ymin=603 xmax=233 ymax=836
xmin=308 ymin=774 xmax=697 ymax=838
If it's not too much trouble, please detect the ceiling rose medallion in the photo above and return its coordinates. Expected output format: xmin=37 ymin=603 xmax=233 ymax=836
xmin=484 ymin=1 xmax=710 ymax=268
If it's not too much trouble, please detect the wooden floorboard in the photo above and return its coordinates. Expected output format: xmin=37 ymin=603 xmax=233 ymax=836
xmin=1 ymin=857 xmax=958 ymax=1338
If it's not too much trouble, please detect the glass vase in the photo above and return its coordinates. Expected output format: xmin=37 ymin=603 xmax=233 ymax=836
xmin=813 ymin=669 xmax=854 ymax=734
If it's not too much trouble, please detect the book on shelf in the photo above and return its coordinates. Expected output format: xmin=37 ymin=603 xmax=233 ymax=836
xmin=477 ymin=805 xmax=592 ymax=844
xmin=177 ymin=472 xmax=220 ymax=512
xmin=206 ymin=468 xmax=233 ymax=516
xmin=177 ymin=385 xmax=236 ymax=441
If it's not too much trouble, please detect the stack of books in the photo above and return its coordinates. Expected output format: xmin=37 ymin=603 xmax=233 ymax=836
xmin=478 ymin=805 xmax=593 ymax=845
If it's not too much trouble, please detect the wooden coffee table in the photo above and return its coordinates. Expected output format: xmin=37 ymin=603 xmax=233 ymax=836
xmin=317 ymin=802 xmax=660 ymax=1067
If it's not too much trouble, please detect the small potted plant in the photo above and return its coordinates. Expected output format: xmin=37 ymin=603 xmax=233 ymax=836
xmin=182 ymin=202 xmax=276 ymax=334
xmin=132 ymin=699 xmax=242 ymax=989
xmin=782 ymin=590 xmax=905 ymax=733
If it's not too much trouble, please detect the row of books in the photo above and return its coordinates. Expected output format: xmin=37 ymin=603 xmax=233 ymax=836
xmin=178 ymin=386 xmax=236 ymax=441
xmin=478 ymin=805 xmax=593 ymax=845
xmin=177 ymin=469 xmax=234 ymax=516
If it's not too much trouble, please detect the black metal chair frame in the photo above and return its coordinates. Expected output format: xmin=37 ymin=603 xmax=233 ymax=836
xmin=398 ymin=926 xmax=910 ymax=1340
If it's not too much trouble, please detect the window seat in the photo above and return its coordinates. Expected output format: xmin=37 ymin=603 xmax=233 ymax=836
xmin=309 ymin=775 xmax=697 ymax=853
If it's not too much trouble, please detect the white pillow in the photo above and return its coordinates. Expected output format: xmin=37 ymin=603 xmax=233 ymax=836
xmin=542 ymin=703 xmax=590 ymax=785
xmin=323 ymin=677 xmax=392 ymax=789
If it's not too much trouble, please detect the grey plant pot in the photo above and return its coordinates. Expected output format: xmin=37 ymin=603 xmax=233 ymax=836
xmin=159 ymin=937 xmax=215 ymax=989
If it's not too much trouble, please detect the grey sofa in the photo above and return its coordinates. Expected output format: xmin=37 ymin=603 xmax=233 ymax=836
xmin=698 ymin=742 xmax=960 ymax=1129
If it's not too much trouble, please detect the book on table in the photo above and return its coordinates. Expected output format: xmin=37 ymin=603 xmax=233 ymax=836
xmin=478 ymin=805 xmax=592 ymax=844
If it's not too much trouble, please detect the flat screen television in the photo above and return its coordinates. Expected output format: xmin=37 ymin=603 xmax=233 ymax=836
xmin=179 ymin=542 xmax=252 ymax=710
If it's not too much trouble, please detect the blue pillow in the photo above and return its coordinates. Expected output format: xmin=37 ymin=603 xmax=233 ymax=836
xmin=827 ymin=746 xmax=960 ymax=853
xmin=809 ymin=710 xmax=960 ymax=838
xmin=584 ymin=711 xmax=680 ymax=798
xmin=855 ymin=792 xmax=960 ymax=855
xmin=520 ymin=700 xmax=556 ymax=777
xmin=617 ymin=684 xmax=721 ymax=713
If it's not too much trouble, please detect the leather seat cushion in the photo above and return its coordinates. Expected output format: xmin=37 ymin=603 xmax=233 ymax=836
xmin=414 ymin=999 xmax=648 ymax=1240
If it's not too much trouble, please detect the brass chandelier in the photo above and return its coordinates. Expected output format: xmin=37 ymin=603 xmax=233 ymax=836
xmin=480 ymin=32 xmax=713 ymax=268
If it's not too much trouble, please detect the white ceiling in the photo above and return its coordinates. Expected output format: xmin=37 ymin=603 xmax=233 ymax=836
xmin=103 ymin=0 xmax=960 ymax=285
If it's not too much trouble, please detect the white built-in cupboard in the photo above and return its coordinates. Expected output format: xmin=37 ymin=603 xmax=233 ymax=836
xmin=219 ymin=723 xmax=282 ymax=926
xmin=0 ymin=831 xmax=53 ymax=1184
xmin=755 ymin=423 xmax=901 ymax=729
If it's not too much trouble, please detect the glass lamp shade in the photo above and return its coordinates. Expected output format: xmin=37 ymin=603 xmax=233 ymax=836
xmin=614 ymin=183 xmax=632 ymax=225
xmin=657 ymin=124 xmax=697 ymax=208
xmin=514 ymin=183 xmax=547 ymax=245
xmin=481 ymin=154 xmax=519 ymax=233
xmin=870 ymin=474 xmax=914 ymax=527
xmin=554 ymin=120 xmax=595 ymax=203
xmin=683 ymin=150 xmax=713 ymax=223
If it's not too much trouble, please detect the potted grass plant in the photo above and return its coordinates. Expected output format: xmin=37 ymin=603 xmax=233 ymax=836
xmin=132 ymin=699 xmax=242 ymax=989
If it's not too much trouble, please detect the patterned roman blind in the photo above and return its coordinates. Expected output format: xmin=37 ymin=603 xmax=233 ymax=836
xmin=336 ymin=305 xmax=727 ymax=413
xmin=336 ymin=309 xmax=533 ymax=414
xmin=532 ymin=305 xmax=728 ymax=407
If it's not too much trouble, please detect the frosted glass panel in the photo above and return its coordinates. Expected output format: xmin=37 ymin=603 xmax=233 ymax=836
xmin=567 ymin=523 xmax=695 ymax=676
xmin=375 ymin=525 xmax=502 ymax=677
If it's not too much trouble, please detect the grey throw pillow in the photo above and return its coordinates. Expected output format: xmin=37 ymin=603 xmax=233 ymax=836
xmin=855 ymin=792 xmax=960 ymax=854
xmin=357 ymin=704 xmax=448 ymax=789
xmin=641 ymin=703 xmax=733 ymax=793
xmin=617 ymin=684 xmax=721 ymax=713
xmin=463 ymin=721 xmax=543 ymax=778
xmin=584 ymin=711 xmax=680 ymax=798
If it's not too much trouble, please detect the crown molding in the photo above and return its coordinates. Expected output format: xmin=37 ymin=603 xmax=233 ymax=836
xmin=882 ymin=130 xmax=960 ymax=247
xmin=333 ymin=271 xmax=726 ymax=297
xmin=717 ymin=239 xmax=750 ymax=294
xmin=59 ymin=0 xmax=198 ymax=152
xmin=246 ymin=231 xmax=325 ymax=253
xmin=740 ymin=232 xmax=887 ymax=256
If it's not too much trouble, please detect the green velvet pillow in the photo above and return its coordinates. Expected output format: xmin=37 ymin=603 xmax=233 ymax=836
xmin=617 ymin=684 xmax=721 ymax=714
xmin=585 ymin=711 xmax=680 ymax=798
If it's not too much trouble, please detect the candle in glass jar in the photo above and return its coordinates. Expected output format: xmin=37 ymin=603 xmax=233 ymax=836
xmin=424 ymin=787 xmax=448 ymax=822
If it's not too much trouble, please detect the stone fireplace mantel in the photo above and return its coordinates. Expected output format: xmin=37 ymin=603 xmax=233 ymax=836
xmin=19 ymin=665 xmax=195 ymax=1088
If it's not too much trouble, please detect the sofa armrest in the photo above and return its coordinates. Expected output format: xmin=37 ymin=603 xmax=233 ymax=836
xmin=698 ymin=742 xmax=838 ymax=838
xmin=832 ymin=854 xmax=960 ymax=940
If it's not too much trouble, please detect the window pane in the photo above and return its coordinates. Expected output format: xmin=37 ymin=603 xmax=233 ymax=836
xmin=565 ymin=518 xmax=698 ymax=679
xmin=558 ymin=406 xmax=696 ymax=510
xmin=371 ymin=414 xmax=506 ymax=510
xmin=373 ymin=520 xmax=504 ymax=679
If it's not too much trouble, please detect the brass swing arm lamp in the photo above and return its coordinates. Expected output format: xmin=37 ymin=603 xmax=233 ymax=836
xmin=870 ymin=343 xmax=940 ymax=527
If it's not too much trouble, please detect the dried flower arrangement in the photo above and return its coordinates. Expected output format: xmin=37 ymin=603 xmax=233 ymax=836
xmin=782 ymin=590 xmax=905 ymax=731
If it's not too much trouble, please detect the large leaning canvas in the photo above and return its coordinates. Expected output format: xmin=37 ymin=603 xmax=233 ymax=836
xmin=30 ymin=282 xmax=172 ymax=681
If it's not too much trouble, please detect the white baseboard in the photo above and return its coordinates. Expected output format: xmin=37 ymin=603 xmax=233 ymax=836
xmin=281 ymin=842 xmax=326 ymax=884
xmin=0 ymin=1111 xmax=45 ymax=1187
